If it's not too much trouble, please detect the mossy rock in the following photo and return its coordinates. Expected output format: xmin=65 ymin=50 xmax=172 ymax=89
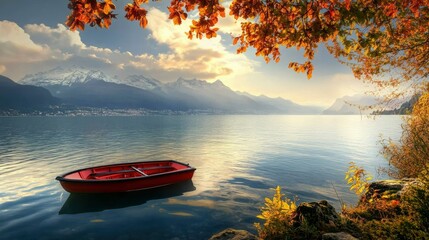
xmin=208 ymin=228 xmax=257 ymax=240
xmin=322 ymin=232 xmax=358 ymax=240
xmin=361 ymin=179 xmax=417 ymax=204
xmin=292 ymin=200 xmax=341 ymax=232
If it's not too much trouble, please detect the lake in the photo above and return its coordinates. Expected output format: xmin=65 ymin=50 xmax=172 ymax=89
xmin=0 ymin=115 xmax=403 ymax=239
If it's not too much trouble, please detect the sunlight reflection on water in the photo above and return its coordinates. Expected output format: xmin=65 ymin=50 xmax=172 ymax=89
xmin=0 ymin=115 xmax=403 ymax=239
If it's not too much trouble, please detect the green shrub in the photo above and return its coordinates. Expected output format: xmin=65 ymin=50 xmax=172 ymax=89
xmin=358 ymin=216 xmax=428 ymax=240
xmin=402 ymin=166 xmax=429 ymax=231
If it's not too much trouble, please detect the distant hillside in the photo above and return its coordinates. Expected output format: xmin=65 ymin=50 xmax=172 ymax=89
xmin=323 ymin=95 xmax=377 ymax=115
xmin=163 ymin=78 xmax=277 ymax=113
xmin=0 ymin=75 xmax=58 ymax=110
xmin=239 ymin=92 xmax=323 ymax=114
xmin=375 ymin=94 xmax=420 ymax=115
xmin=44 ymin=80 xmax=169 ymax=109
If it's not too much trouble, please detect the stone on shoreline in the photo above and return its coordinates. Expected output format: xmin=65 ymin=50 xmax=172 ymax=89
xmin=362 ymin=178 xmax=418 ymax=203
xmin=292 ymin=200 xmax=341 ymax=232
xmin=208 ymin=228 xmax=257 ymax=240
xmin=322 ymin=232 xmax=358 ymax=240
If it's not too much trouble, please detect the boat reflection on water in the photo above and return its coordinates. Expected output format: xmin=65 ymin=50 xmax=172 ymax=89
xmin=59 ymin=180 xmax=196 ymax=214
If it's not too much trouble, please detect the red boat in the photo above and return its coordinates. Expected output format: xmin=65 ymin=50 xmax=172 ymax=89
xmin=56 ymin=160 xmax=196 ymax=193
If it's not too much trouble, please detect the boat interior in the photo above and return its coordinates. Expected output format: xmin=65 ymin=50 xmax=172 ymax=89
xmin=64 ymin=161 xmax=189 ymax=180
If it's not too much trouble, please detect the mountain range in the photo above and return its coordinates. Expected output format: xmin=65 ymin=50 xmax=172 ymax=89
xmin=16 ymin=67 xmax=324 ymax=114
xmin=4 ymin=67 xmax=411 ymax=115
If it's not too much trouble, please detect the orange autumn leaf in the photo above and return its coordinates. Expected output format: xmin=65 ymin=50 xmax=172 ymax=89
xmin=171 ymin=13 xmax=182 ymax=25
xmin=124 ymin=2 xmax=148 ymax=28
xmin=66 ymin=0 xmax=117 ymax=31
xmin=233 ymin=37 xmax=240 ymax=45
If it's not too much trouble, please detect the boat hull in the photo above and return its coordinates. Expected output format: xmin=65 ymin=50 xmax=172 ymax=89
xmin=56 ymin=160 xmax=196 ymax=193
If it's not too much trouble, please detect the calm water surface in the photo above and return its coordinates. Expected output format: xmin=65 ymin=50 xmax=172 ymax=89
xmin=0 ymin=115 xmax=403 ymax=239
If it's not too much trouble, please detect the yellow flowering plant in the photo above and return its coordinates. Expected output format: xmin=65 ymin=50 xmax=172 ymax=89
xmin=255 ymin=186 xmax=297 ymax=239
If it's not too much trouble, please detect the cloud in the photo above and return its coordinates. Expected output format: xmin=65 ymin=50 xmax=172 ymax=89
xmin=145 ymin=8 xmax=256 ymax=80
xmin=0 ymin=21 xmax=41 ymax=48
xmin=25 ymin=23 xmax=85 ymax=53
xmin=0 ymin=13 xmax=256 ymax=83
xmin=0 ymin=20 xmax=52 ymax=63
xmin=0 ymin=21 xmax=110 ymax=79
xmin=217 ymin=8 xmax=244 ymax=36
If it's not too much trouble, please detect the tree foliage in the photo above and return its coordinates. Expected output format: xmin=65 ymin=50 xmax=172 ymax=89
xmin=403 ymin=165 xmax=429 ymax=231
xmin=66 ymin=0 xmax=429 ymax=84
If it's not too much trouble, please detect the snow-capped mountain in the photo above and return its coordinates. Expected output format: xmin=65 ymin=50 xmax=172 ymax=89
xmin=123 ymin=75 xmax=164 ymax=91
xmin=166 ymin=77 xmax=229 ymax=91
xmin=19 ymin=67 xmax=169 ymax=109
xmin=20 ymin=67 xmax=117 ymax=87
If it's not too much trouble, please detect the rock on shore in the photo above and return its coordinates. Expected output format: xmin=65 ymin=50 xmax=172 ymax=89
xmin=362 ymin=178 xmax=418 ymax=203
xmin=208 ymin=228 xmax=257 ymax=240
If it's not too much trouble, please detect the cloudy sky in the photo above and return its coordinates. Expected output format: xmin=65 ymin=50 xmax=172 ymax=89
xmin=0 ymin=0 xmax=368 ymax=107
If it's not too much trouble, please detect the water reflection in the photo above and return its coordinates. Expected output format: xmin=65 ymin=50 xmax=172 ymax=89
xmin=59 ymin=180 xmax=196 ymax=214
xmin=0 ymin=116 xmax=404 ymax=240
xmin=228 ymin=177 xmax=272 ymax=190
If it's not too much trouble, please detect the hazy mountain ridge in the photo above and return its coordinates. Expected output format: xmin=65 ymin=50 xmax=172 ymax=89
xmin=323 ymin=94 xmax=419 ymax=115
xmin=375 ymin=94 xmax=420 ymax=115
xmin=163 ymin=78 xmax=279 ymax=113
xmin=239 ymin=92 xmax=324 ymax=114
xmin=49 ymin=80 xmax=169 ymax=109
xmin=323 ymin=94 xmax=378 ymax=115
xmin=15 ymin=67 xmax=323 ymax=114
